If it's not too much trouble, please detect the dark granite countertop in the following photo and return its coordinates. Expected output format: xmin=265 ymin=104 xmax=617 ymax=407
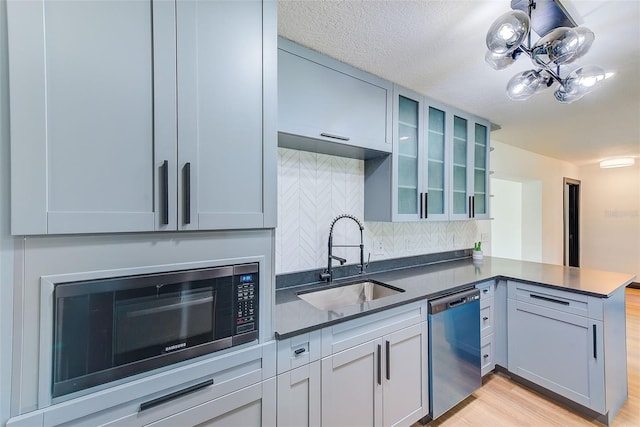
xmin=274 ymin=256 xmax=636 ymax=339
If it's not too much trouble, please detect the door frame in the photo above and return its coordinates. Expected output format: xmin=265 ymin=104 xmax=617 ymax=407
xmin=563 ymin=177 xmax=581 ymax=267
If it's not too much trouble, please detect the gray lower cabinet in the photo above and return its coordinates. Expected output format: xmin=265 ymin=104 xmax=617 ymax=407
xmin=477 ymin=281 xmax=496 ymax=376
xmin=493 ymin=280 xmax=509 ymax=368
xmin=277 ymin=362 xmax=321 ymax=427
xmin=278 ymin=37 xmax=392 ymax=158
xmin=7 ymin=0 xmax=276 ymax=235
xmin=6 ymin=342 xmax=277 ymax=427
xmin=507 ymin=281 xmax=628 ymax=422
xmin=321 ymin=320 xmax=428 ymax=427
xmin=509 ymin=299 xmax=604 ymax=411
xmin=275 ymin=331 xmax=322 ymax=427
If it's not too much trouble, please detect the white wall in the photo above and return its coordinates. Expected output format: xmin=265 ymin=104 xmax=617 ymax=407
xmin=276 ymin=148 xmax=489 ymax=274
xmin=521 ymin=180 xmax=543 ymax=262
xmin=491 ymin=178 xmax=522 ymax=260
xmin=580 ymin=161 xmax=640 ymax=278
xmin=490 ymin=139 xmax=580 ymax=265
xmin=0 ymin=0 xmax=14 ymax=424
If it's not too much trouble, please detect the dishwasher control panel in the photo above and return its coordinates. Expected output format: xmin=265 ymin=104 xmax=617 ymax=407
xmin=428 ymin=288 xmax=480 ymax=315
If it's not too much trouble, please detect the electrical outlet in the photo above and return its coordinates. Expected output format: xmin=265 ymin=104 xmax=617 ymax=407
xmin=481 ymin=232 xmax=489 ymax=241
xmin=405 ymin=238 xmax=412 ymax=251
xmin=374 ymin=239 xmax=384 ymax=255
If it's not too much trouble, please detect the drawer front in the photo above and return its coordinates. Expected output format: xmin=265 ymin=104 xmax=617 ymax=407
xmin=480 ymin=299 xmax=494 ymax=338
xmin=277 ymin=330 xmax=321 ymax=374
xmin=481 ymin=335 xmax=494 ymax=376
xmin=507 ymin=280 xmax=599 ymax=318
xmin=321 ymin=300 xmax=427 ymax=357
xmin=40 ymin=342 xmax=274 ymax=427
xmin=476 ymin=281 xmax=494 ymax=300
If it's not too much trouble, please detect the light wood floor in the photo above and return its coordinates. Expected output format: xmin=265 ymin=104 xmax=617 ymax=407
xmin=416 ymin=287 xmax=640 ymax=427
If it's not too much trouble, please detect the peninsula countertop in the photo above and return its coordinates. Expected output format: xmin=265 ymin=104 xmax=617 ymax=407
xmin=274 ymin=256 xmax=635 ymax=339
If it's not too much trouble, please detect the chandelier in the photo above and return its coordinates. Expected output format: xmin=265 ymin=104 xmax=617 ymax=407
xmin=485 ymin=0 xmax=608 ymax=103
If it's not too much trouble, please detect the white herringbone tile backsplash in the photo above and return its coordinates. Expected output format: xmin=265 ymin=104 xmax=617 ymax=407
xmin=276 ymin=148 xmax=488 ymax=275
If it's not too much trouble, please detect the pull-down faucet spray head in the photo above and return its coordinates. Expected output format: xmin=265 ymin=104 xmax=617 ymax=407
xmin=320 ymin=214 xmax=366 ymax=282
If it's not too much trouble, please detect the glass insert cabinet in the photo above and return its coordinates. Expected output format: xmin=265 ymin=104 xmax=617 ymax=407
xmin=390 ymin=85 xmax=491 ymax=221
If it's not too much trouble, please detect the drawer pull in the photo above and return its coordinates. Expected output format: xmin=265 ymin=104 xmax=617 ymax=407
xmin=483 ymin=289 xmax=489 ymax=294
xmin=294 ymin=348 xmax=306 ymax=356
xmin=483 ymin=316 xmax=489 ymax=321
xmin=320 ymin=132 xmax=350 ymax=141
xmin=139 ymin=379 xmax=213 ymax=412
xmin=530 ymin=294 xmax=570 ymax=306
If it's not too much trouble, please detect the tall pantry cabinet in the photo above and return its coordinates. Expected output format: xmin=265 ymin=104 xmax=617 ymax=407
xmin=7 ymin=0 xmax=277 ymax=235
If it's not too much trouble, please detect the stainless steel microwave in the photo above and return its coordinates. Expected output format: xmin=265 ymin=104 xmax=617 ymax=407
xmin=51 ymin=263 xmax=258 ymax=398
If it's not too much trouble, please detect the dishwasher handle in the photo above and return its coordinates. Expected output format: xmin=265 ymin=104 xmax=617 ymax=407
xmin=428 ymin=288 xmax=480 ymax=315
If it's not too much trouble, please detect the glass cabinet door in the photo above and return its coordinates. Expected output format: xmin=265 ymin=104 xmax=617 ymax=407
xmin=397 ymin=95 xmax=420 ymax=216
xmin=451 ymin=115 xmax=469 ymax=218
xmin=426 ymin=107 xmax=447 ymax=219
xmin=474 ymin=123 xmax=489 ymax=218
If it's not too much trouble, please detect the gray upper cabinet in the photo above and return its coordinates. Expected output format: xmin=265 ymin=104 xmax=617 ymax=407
xmin=393 ymin=87 xmax=424 ymax=222
xmin=448 ymin=109 xmax=491 ymax=221
xmin=365 ymin=87 xmax=489 ymax=222
xmin=175 ymin=0 xmax=276 ymax=231
xmin=278 ymin=37 xmax=392 ymax=159
xmin=473 ymin=121 xmax=491 ymax=219
xmin=7 ymin=0 xmax=276 ymax=235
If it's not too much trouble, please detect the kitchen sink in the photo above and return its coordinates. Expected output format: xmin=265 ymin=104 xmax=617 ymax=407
xmin=297 ymin=279 xmax=405 ymax=311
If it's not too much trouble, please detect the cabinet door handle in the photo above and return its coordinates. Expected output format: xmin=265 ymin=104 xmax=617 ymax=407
xmin=377 ymin=344 xmax=382 ymax=385
xmin=593 ymin=324 xmax=597 ymax=359
xmin=320 ymin=132 xmax=350 ymax=141
xmin=468 ymin=196 xmax=473 ymax=218
xmin=530 ymin=294 xmax=570 ymax=306
xmin=425 ymin=192 xmax=428 ymax=218
xmin=483 ymin=316 xmax=489 ymax=321
xmin=385 ymin=340 xmax=390 ymax=380
xmin=420 ymin=192 xmax=424 ymax=219
xmin=139 ymin=379 xmax=213 ymax=412
xmin=161 ymin=160 xmax=169 ymax=225
xmin=483 ymin=354 xmax=489 ymax=359
xmin=472 ymin=196 xmax=475 ymax=218
xmin=183 ymin=162 xmax=191 ymax=225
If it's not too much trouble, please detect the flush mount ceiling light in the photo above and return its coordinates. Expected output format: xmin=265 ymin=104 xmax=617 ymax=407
xmin=599 ymin=157 xmax=636 ymax=169
xmin=485 ymin=0 xmax=609 ymax=103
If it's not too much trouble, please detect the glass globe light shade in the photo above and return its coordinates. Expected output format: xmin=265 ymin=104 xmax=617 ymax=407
xmin=506 ymin=69 xmax=552 ymax=100
xmin=485 ymin=50 xmax=517 ymax=70
xmin=486 ymin=10 xmax=530 ymax=54
xmin=554 ymin=65 xmax=606 ymax=103
xmin=573 ymin=27 xmax=595 ymax=60
xmin=531 ymin=27 xmax=580 ymax=67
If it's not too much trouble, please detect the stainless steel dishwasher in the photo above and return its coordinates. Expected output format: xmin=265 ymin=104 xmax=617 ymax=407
xmin=428 ymin=288 xmax=481 ymax=420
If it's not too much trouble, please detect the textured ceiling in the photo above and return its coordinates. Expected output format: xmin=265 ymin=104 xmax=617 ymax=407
xmin=278 ymin=0 xmax=640 ymax=166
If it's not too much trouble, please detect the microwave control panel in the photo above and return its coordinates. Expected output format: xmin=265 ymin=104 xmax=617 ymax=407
xmin=235 ymin=272 xmax=258 ymax=335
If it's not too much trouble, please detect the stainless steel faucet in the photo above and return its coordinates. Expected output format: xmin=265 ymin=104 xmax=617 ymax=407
xmin=319 ymin=214 xmax=366 ymax=282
